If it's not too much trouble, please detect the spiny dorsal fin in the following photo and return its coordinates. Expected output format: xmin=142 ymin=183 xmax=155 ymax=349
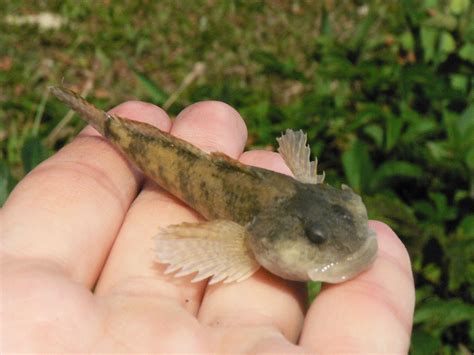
xmin=277 ymin=129 xmax=325 ymax=184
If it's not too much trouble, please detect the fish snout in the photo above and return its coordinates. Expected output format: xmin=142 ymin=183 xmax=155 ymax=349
xmin=307 ymin=229 xmax=378 ymax=283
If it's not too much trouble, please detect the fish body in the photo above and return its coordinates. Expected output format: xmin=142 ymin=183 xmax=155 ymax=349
xmin=107 ymin=116 xmax=296 ymax=224
xmin=50 ymin=86 xmax=377 ymax=284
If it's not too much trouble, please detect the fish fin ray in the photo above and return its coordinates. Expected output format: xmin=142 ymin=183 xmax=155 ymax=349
xmin=155 ymin=220 xmax=260 ymax=284
xmin=277 ymin=129 xmax=325 ymax=184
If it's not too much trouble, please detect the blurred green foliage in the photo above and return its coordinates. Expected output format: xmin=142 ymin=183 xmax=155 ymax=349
xmin=1 ymin=0 xmax=473 ymax=352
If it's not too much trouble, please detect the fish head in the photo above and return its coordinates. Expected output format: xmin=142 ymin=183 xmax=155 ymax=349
xmin=247 ymin=183 xmax=377 ymax=283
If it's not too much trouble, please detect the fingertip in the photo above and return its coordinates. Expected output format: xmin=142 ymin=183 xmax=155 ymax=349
xmin=369 ymin=220 xmax=397 ymax=238
xmin=109 ymin=100 xmax=172 ymax=132
xmin=300 ymin=220 xmax=415 ymax=353
xmin=369 ymin=220 xmax=413 ymax=281
xmin=172 ymin=101 xmax=248 ymax=158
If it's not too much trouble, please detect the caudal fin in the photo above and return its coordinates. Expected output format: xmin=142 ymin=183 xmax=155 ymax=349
xmin=49 ymin=86 xmax=107 ymax=135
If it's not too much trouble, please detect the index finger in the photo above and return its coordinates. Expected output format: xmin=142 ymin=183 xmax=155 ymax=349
xmin=299 ymin=221 xmax=415 ymax=353
xmin=1 ymin=100 xmax=171 ymax=286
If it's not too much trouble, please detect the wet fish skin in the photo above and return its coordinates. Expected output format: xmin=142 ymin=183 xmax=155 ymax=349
xmin=247 ymin=181 xmax=373 ymax=281
xmin=50 ymin=85 xmax=293 ymax=224
xmin=50 ymin=86 xmax=377 ymax=284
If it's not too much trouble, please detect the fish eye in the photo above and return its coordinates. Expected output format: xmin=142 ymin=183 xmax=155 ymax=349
xmin=305 ymin=222 xmax=328 ymax=244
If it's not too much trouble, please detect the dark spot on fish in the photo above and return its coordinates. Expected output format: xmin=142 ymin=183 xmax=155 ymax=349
xmin=158 ymin=165 xmax=166 ymax=180
xmin=152 ymin=164 xmax=174 ymax=189
xmin=128 ymin=138 xmax=148 ymax=156
xmin=213 ymin=154 xmax=262 ymax=179
xmin=104 ymin=118 xmax=122 ymax=142
xmin=220 ymin=184 xmax=265 ymax=223
xmin=200 ymin=181 xmax=209 ymax=201
xmin=175 ymin=146 xmax=200 ymax=162
xmin=178 ymin=169 xmax=196 ymax=206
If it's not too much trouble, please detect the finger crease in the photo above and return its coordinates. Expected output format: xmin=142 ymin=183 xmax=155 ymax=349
xmin=32 ymin=158 xmax=135 ymax=213
xmin=345 ymin=279 xmax=413 ymax=335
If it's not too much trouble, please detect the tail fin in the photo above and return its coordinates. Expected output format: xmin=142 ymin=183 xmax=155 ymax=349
xmin=49 ymin=86 xmax=107 ymax=135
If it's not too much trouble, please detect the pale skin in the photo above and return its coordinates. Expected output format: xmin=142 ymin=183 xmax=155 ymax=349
xmin=0 ymin=99 xmax=415 ymax=353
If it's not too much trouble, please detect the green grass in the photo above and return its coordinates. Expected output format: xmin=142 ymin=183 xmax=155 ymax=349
xmin=1 ymin=1 xmax=473 ymax=353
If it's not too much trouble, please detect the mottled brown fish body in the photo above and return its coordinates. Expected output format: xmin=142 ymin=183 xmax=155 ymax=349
xmin=51 ymin=86 xmax=378 ymax=285
xmin=105 ymin=112 xmax=296 ymax=224
xmin=50 ymin=86 xmax=297 ymax=222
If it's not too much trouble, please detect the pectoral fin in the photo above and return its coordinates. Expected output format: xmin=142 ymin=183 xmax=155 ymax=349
xmin=277 ymin=129 xmax=325 ymax=184
xmin=155 ymin=220 xmax=260 ymax=284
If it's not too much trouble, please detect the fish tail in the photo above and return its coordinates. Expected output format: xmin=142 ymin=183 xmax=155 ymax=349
xmin=49 ymin=86 xmax=107 ymax=135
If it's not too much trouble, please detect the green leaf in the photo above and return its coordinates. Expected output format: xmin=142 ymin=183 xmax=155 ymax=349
xmin=349 ymin=10 xmax=376 ymax=54
xmin=402 ymin=120 xmax=437 ymax=144
xmin=363 ymin=124 xmax=384 ymax=148
xmin=308 ymin=281 xmax=322 ymax=302
xmin=447 ymin=238 xmax=474 ymax=291
xmin=341 ymin=140 xmax=374 ymax=194
xmin=410 ymin=329 xmax=442 ymax=355
xmin=21 ymin=136 xmax=50 ymax=174
xmin=415 ymin=285 xmax=435 ymax=304
xmin=414 ymin=297 xmax=474 ymax=335
xmin=385 ymin=115 xmax=403 ymax=152
xmin=465 ymin=146 xmax=474 ymax=170
xmin=422 ymin=263 xmax=441 ymax=284
xmin=320 ymin=3 xmax=331 ymax=35
xmin=132 ymin=68 xmax=168 ymax=105
xmin=251 ymin=50 xmax=305 ymax=81
xmin=0 ymin=161 xmax=12 ymax=206
xmin=449 ymin=0 xmax=469 ymax=15
xmin=423 ymin=13 xmax=457 ymax=31
xmin=458 ymin=104 xmax=474 ymax=142
xmin=448 ymin=215 xmax=474 ymax=290
xmin=459 ymin=43 xmax=474 ymax=63
xmin=413 ymin=200 xmax=436 ymax=219
xmin=429 ymin=192 xmax=457 ymax=221
xmin=345 ymin=105 xmax=384 ymax=133
xmin=420 ymin=27 xmax=438 ymax=62
xmin=240 ymin=100 xmax=272 ymax=142
xmin=7 ymin=120 xmax=20 ymax=165
xmin=423 ymin=0 xmax=438 ymax=9
xmin=469 ymin=320 xmax=474 ymax=350
xmin=364 ymin=194 xmax=422 ymax=254
xmin=450 ymin=74 xmax=468 ymax=91
xmin=427 ymin=141 xmax=450 ymax=160
xmin=458 ymin=215 xmax=474 ymax=234
xmin=443 ymin=110 xmax=460 ymax=144
xmin=439 ymin=31 xmax=456 ymax=54
xmin=399 ymin=31 xmax=414 ymax=50
xmin=373 ymin=161 xmax=423 ymax=188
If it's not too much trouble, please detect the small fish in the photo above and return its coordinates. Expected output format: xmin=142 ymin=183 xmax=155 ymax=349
xmin=50 ymin=86 xmax=378 ymax=284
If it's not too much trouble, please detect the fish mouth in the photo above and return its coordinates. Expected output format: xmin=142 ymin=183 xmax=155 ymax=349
xmin=307 ymin=229 xmax=378 ymax=283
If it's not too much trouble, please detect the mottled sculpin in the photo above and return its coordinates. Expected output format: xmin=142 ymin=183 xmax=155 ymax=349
xmin=50 ymin=86 xmax=378 ymax=284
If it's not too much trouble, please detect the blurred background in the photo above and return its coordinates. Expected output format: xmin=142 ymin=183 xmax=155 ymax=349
xmin=1 ymin=1 xmax=473 ymax=353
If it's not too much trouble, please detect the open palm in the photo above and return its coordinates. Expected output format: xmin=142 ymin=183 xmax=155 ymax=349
xmin=1 ymin=99 xmax=414 ymax=353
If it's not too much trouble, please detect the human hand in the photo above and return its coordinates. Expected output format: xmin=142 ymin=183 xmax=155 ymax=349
xmin=1 ymin=99 xmax=415 ymax=353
